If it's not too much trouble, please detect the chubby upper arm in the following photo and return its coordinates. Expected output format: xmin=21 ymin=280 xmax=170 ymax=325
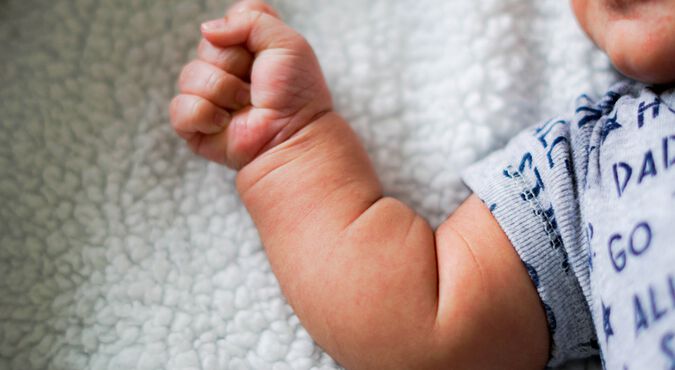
xmin=311 ymin=193 xmax=551 ymax=370
xmin=431 ymin=194 xmax=550 ymax=369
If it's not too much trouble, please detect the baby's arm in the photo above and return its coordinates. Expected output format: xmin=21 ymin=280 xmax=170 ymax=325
xmin=240 ymin=118 xmax=550 ymax=369
xmin=172 ymin=2 xmax=549 ymax=368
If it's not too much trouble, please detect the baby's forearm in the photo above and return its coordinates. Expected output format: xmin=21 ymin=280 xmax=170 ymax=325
xmin=237 ymin=112 xmax=442 ymax=368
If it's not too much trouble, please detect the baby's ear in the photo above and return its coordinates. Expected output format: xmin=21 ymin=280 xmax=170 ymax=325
xmin=227 ymin=0 xmax=280 ymax=19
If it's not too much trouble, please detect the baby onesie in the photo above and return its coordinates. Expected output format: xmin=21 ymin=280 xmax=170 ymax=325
xmin=463 ymin=81 xmax=675 ymax=369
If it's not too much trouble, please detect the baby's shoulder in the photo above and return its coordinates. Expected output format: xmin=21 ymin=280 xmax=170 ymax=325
xmin=569 ymin=81 xmax=675 ymax=137
xmin=521 ymin=81 xmax=675 ymax=177
xmin=562 ymin=81 xmax=675 ymax=199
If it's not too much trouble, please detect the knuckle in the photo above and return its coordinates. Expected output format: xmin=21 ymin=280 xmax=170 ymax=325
xmin=221 ymin=47 xmax=240 ymax=62
xmin=214 ymin=48 xmax=234 ymax=66
xmin=206 ymin=70 xmax=225 ymax=92
xmin=258 ymin=3 xmax=280 ymax=18
xmin=190 ymin=96 xmax=206 ymax=118
xmin=248 ymin=10 xmax=266 ymax=27
xmin=199 ymin=40 xmax=226 ymax=66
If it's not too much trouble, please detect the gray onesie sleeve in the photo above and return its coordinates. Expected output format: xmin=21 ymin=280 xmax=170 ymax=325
xmin=462 ymin=81 xmax=675 ymax=369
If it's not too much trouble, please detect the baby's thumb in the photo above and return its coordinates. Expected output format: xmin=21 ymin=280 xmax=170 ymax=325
xmin=201 ymin=10 xmax=302 ymax=53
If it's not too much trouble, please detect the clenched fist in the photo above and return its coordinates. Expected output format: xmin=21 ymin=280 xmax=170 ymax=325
xmin=170 ymin=0 xmax=332 ymax=169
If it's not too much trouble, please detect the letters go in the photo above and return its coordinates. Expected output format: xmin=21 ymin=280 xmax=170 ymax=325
xmin=608 ymin=222 xmax=652 ymax=273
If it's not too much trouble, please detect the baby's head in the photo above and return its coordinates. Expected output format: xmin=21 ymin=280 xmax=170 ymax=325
xmin=572 ymin=0 xmax=675 ymax=84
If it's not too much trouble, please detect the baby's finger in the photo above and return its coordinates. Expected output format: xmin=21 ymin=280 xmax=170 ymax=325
xmin=188 ymin=129 xmax=231 ymax=166
xmin=178 ymin=59 xmax=251 ymax=110
xmin=201 ymin=11 xmax=307 ymax=53
xmin=227 ymin=0 xmax=280 ymax=19
xmin=197 ymin=39 xmax=252 ymax=79
xmin=170 ymin=94 xmax=230 ymax=139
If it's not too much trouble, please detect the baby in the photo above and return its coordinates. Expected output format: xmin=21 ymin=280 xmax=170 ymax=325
xmin=170 ymin=0 xmax=675 ymax=368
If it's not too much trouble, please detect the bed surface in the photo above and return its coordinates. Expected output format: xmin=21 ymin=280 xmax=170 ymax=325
xmin=0 ymin=0 xmax=611 ymax=368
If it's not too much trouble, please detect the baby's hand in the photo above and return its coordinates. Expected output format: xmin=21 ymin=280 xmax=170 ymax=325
xmin=170 ymin=0 xmax=332 ymax=169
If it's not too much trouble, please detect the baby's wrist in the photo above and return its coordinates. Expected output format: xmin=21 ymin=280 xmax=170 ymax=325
xmin=236 ymin=110 xmax=347 ymax=192
xmin=240 ymin=101 xmax=334 ymax=169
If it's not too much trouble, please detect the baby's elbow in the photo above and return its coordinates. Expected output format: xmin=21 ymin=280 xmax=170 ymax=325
xmin=289 ymin=198 xmax=481 ymax=369
xmin=304 ymin=212 xmax=449 ymax=368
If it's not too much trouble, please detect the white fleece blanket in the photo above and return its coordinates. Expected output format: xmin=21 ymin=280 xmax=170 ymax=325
xmin=0 ymin=0 xmax=614 ymax=368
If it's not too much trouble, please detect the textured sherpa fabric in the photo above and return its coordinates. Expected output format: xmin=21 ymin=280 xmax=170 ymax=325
xmin=0 ymin=0 xmax=612 ymax=369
